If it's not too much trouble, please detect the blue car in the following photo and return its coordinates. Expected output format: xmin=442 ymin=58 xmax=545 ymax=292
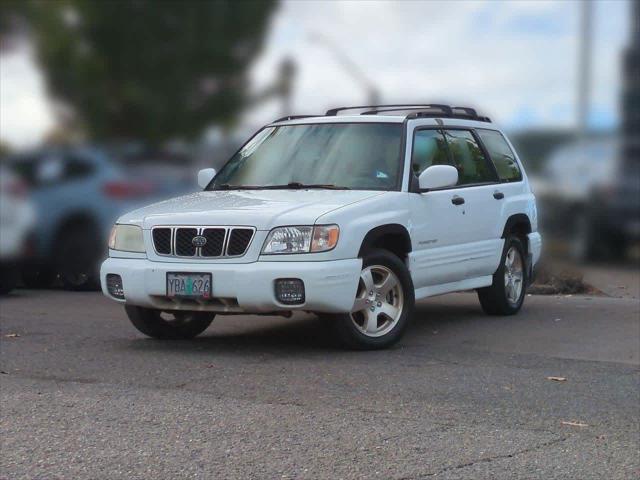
xmin=7 ymin=146 xmax=196 ymax=290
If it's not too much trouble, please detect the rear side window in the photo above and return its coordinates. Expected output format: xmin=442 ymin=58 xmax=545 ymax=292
xmin=411 ymin=129 xmax=450 ymax=176
xmin=64 ymin=156 xmax=94 ymax=180
xmin=443 ymin=130 xmax=498 ymax=185
xmin=477 ymin=130 xmax=522 ymax=182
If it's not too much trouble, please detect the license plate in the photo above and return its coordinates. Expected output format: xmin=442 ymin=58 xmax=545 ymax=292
xmin=166 ymin=273 xmax=211 ymax=299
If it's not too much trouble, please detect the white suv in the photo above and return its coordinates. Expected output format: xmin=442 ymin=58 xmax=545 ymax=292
xmin=101 ymin=104 xmax=541 ymax=349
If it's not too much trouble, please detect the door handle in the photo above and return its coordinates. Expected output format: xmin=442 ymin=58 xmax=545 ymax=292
xmin=451 ymin=195 xmax=465 ymax=206
xmin=493 ymin=191 xmax=504 ymax=200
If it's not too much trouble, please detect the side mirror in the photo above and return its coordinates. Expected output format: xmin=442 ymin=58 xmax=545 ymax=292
xmin=418 ymin=165 xmax=458 ymax=192
xmin=197 ymin=168 xmax=216 ymax=189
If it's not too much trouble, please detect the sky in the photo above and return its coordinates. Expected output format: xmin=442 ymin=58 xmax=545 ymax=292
xmin=0 ymin=0 xmax=630 ymax=149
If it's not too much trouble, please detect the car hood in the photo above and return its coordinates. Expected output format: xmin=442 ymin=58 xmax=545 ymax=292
xmin=118 ymin=189 xmax=386 ymax=230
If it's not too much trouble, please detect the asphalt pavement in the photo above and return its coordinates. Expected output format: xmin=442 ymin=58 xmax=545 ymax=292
xmin=1 ymin=289 xmax=639 ymax=479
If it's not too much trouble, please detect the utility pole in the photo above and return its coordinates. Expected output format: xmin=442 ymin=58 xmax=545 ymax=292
xmin=621 ymin=0 xmax=640 ymax=171
xmin=309 ymin=32 xmax=381 ymax=105
xmin=248 ymin=56 xmax=298 ymax=116
xmin=577 ymin=0 xmax=593 ymax=139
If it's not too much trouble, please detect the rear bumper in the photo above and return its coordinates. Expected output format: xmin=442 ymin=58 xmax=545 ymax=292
xmin=100 ymin=257 xmax=362 ymax=314
xmin=527 ymin=232 xmax=542 ymax=284
xmin=528 ymin=232 xmax=542 ymax=266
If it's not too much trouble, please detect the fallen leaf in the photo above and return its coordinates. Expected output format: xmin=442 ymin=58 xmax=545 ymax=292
xmin=561 ymin=420 xmax=588 ymax=428
xmin=547 ymin=376 xmax=567 ymax=382
xmin=4 ymin=333 xmax=20 ymax=338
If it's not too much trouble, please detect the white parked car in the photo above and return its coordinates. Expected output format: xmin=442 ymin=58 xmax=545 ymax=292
xmin=0 ymin=165 xmax=36 ymax=294
xmin=101 ymin=105 xmax=541 ymax=349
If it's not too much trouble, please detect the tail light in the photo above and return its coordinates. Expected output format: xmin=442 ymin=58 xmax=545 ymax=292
xmin=102 ymin=181 xmax=155 ymax=199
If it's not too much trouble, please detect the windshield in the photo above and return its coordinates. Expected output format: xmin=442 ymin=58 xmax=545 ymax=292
xmin=210 ymin=123 xmax=403 ymax=190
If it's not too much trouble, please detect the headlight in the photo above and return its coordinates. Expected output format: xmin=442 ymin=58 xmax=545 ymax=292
xmin=262 ymin=225 xmax=339 ymax=254
xmin=108 ymin=224 xmax=145 ymax=252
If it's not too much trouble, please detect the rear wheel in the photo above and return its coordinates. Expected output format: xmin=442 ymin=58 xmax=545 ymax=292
xmin=125 ymin=306 xmax=215 ymax=339
xmin=327 ymin=249 xmax=414 ymax=350
xmin=477 ymin=236 xmax=527 ymax=315
xmin=56 ymin=223 xmax=102 ymax=291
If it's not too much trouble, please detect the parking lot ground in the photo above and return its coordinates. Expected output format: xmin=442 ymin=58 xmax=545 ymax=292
xmin=1 ymin=290 xmax=639 ymax=479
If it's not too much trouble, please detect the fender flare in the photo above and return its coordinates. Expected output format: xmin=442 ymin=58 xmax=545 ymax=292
xmin=358 ymin=224 xmax=412 ymax=258
xmin=501 ymin=214 xmax=532 ymax=238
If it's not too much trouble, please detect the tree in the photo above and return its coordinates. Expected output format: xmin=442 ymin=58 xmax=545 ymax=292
xmin=2 ymin=0 xmax=277 ymax=144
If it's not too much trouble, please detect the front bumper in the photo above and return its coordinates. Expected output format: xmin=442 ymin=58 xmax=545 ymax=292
xmin=100 ymin=257 xmax=362 ymax=314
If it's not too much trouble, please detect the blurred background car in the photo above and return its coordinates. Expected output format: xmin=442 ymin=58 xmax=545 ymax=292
xmin=0 ymin=165 xmax=35 ymax=294
xmin=533 ymin=137 xmax=640 ymax=262
xmin=5 ymin=147 xmax=196 ymax=290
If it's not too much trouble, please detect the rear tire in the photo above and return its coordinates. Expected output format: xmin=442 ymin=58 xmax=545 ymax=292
xmin=477 ymin=236 xmax=527 ymax=315
xmin=125 ymin=306 xmax=215 ymax=339
xmin=326 ymin=248 xmax=414 ymax=350
xmin=55 ymin=223 xmax=102 ymax=291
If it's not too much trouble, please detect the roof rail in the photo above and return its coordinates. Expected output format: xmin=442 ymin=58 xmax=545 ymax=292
xmin=326 ymin=104 xmax=453 ymax=116
xmin=360 ymin=105 xmax=454 ymax=116
xmin=325 ymin=104 xmax=491 ymax=122
xmin=271 ymin=114 xmax=319 ymax=123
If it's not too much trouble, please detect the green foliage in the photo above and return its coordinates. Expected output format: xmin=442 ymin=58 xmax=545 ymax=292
xmin=4 ymin=0 xmax=276 ymax=143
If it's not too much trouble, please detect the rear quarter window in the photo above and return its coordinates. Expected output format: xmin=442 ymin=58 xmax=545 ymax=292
xmin=477 ymin=130 xmax=522 ymax=182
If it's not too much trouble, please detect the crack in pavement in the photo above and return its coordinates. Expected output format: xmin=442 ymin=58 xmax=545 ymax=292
xmin=396 ymin=436 xmax=569 ymax=479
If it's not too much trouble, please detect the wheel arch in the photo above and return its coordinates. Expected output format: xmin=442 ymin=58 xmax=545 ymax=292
xmin=53 ymin=212 xmax=101 ymax=239
xmin=358 ymin=224 xmax=412 ymax=260
xmin=501 ymin=214 xmax=532 ymax=252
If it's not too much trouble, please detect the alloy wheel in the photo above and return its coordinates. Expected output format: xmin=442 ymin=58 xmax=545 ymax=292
xmin=504 ymin=246 xmax=524 ymax=305
xmin=350 ymin=265 xmax=404 ymax=337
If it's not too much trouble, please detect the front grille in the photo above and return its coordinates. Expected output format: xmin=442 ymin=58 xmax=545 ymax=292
xmin=152 ymin=228 xmax=172 ymax=254
xmin=227 ymin=228 xmax=254 ymax=256
xmin=152 ymin=226 xmax=255 ymax=258
xmin=175 ymin=228 xmax=198 ymax=256
xmin=201 ymin=228 xmax=225 ymax=257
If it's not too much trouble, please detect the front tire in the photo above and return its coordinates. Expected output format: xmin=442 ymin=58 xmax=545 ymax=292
xmin=477 ymin=236 xmax=527 ymax=315
xmin=125 ymin=306 xmax=215 ymax=339
xmin=22 ymin=265 xmax=57 ymax=289
xmin=0 ymin=265 xmax=19 ymax=295
xmin=327 ymin=248 xmax=415 ymax=350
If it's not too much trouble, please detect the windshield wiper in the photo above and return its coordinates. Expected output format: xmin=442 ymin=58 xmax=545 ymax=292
xmin=213 ymin=182 xmax=350 ymax=191
xmin=213 ymin=184 xmax=264 ymax=190
xmin=267 ymin=182 xmax=351 ymax=190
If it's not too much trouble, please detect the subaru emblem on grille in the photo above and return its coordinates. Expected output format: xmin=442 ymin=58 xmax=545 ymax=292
xmin=192 ymin=235 xmax=207 ymax=248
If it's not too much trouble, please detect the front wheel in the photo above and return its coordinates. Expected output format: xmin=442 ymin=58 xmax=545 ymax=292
xmin=125 ymin=306 xmax=215 ymax=339
xmin=477 ymin=236 xmax=527 ymax=315
xmin=22 ymin=265 xmax=57 ymax=289
xmin=326 ymin=248 xmax=415 ymax=350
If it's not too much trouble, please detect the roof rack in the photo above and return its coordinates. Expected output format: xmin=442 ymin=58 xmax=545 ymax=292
xmin=325 ymin=104 xmax=491 ymax=122
xmin=271 ymin=104 xmax=491 ymax=124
